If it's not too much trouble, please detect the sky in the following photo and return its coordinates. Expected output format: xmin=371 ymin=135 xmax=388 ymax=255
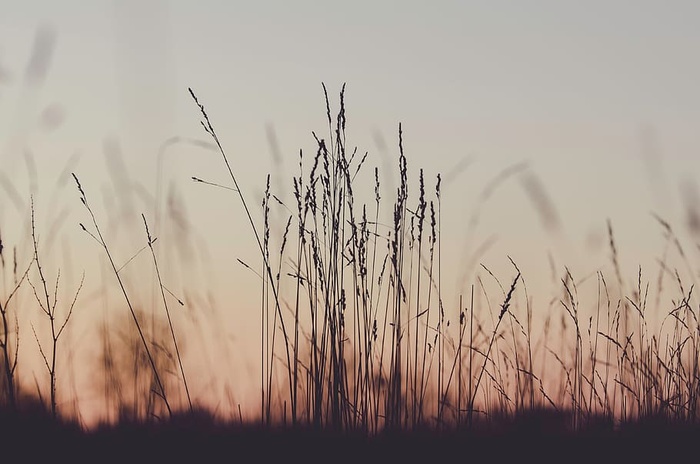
xmin=1 ymin=1 xmax=699 ymax=423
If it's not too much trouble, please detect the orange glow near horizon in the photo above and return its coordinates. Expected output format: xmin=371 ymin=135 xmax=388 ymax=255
xmin=2 ymin=2 xmax=700 ymax=432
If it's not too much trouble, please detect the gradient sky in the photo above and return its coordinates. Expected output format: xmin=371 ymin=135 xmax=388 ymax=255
xmin=1 ymin=1 xmax=699 ymax=422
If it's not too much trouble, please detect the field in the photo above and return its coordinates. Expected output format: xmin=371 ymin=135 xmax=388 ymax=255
xmin=2 ymin=83 xmax=700 ymax=462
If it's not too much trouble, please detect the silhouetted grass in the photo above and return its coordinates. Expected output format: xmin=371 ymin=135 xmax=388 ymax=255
xmin=1 ymin=82 xmax=700 ymax=461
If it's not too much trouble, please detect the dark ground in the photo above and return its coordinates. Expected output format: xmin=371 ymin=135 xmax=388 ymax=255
xmin=1 ymin=408 xmax=697 ymax=463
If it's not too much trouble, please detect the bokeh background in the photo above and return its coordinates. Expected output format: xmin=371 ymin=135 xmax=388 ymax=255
xmin=1 ymin=0 xmax=699 ymax=425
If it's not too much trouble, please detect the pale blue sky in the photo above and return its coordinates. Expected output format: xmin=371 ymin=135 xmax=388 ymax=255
xmin=1 ymin=0 xmax=699 ymax=421
xmin=1 ymin=0 xmax=698 ymax=318
xmin=2 ymin=0 xmax=697 ymax=273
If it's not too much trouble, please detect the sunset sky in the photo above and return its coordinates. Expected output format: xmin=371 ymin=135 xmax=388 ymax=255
xmin=1 ymin=1 xmax=699 ymax=423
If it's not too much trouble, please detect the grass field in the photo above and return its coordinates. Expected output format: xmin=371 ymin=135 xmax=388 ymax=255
xmin=2 ymin=84 xmax=700 ymax=462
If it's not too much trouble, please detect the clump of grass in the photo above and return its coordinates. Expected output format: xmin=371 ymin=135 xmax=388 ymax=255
xmin=186 ymin=83 xmax=700 ymax=437
xmin=3 ymin=75 xmax=700 ymax=449
xmin=186 ymin=85 xmax=547 ymax=434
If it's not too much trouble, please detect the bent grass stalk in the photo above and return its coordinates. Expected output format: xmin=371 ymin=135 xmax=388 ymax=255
xmin=71 ymin=173 xmax=172 ymax=418
xmin=142 ymin=214 xmax=193 ymax=412
xmin=468 ymin=270 xmax=520 ymax=427
xmin=189 ymin=88 xmax=295 ymax=425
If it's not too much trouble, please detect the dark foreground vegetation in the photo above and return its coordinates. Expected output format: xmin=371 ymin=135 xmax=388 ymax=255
xmin=2 ymin=80 xmax=700 ymax=462
xmin=2 ymin=405 xmax=699 ymax=462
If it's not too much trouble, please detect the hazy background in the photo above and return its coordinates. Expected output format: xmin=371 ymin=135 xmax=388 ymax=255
xmin=1 ymin=0 xmax=699 ymax=423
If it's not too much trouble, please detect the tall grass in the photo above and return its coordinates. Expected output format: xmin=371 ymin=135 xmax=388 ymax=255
xmin=183 ymin=83 xmax=700 ymax=434
xmin=1 ymin=83 xmax=699 ymax=444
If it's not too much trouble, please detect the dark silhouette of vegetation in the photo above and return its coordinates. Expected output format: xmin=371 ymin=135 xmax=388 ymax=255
xmin=1 ymin=83 xmax=699 ymax=462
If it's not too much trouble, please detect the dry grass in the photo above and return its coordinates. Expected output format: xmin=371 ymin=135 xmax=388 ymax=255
xmin=1 ymin=83 xmax=700 ymax=461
